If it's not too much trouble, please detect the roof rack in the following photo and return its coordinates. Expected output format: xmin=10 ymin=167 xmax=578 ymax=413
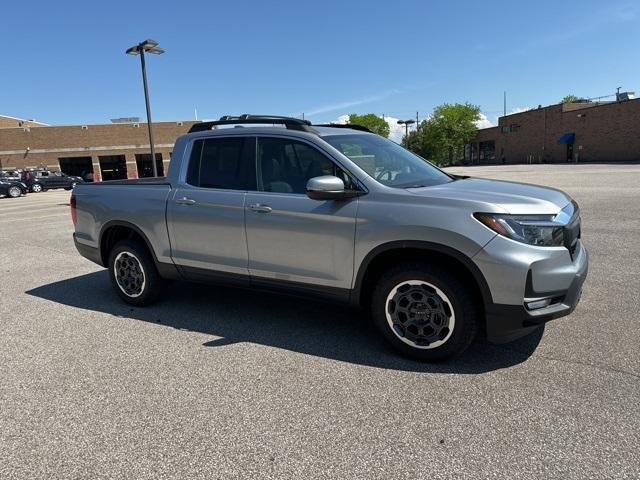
xmin=313 ymin=123 xmax=373 ymax=133
xmin=188 ymin=114 xmax=314 ymax=133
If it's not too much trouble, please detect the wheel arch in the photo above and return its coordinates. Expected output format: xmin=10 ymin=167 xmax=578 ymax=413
xmin=352 ymin=241 xmax=493 ymax=313
xmin=99 ymin=221 xmax=159 ymax=267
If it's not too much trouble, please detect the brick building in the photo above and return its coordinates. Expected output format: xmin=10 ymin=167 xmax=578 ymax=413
xmin=0 ymin=115 xmax=197 ymax=181
xmin=465 ymin=96 xmax=640 ymax=164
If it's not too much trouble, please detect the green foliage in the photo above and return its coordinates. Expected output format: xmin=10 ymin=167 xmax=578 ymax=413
xmin=562 ymin=94 xmax=579 ymax=103
xmin=347 ymin=113 xmax=390 ymax=138
xmin=405 ymin=102 xmax=481 ymax=166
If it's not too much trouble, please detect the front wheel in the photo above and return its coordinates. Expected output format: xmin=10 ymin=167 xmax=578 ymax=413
xmin=8 ymin=186 xmax=22 ymax=198
xmin=108 ymin=239 xmax=164 ymax=306
xmin=31 ymin=183 xmax=43 ymax=193
xmin=371 ymin=262 xmax=479 ymax=361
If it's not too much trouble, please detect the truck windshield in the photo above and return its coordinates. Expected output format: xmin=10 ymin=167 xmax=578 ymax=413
xmin=323 ymin=134 xmax=453 ymax=188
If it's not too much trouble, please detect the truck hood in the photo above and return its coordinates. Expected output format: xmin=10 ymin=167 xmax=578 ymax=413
xmin=406 ymin=177 xmax=571 ymax=214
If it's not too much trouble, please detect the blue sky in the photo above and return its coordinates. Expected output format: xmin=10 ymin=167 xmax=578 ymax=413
xmin=3 ymin=0 xmax=639 ymax=131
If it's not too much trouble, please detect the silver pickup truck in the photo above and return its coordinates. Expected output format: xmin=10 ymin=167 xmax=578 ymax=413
xmin=71 ymin=115 xmax=588 ymax=361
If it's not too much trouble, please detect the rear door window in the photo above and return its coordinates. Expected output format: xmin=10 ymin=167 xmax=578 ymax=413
xmin=186 ymin=137 xmax=256 ymax=190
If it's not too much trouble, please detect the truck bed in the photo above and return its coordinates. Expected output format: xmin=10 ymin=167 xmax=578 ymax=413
xmin=87 ymin=177 xmax=170 ymax=186
xmin=73 ymin=180 xmax=174 ymax=264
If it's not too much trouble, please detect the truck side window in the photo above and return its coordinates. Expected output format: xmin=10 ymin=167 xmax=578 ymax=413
xmin=186 ymin=137 xmax=256 ymax=190
xmin=257 ymin=137 xmax=356 ymax=194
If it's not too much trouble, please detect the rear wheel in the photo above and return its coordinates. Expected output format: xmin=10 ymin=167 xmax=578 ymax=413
xmin=108 ymin=239 xmax=164 ymax=306
xmin=371 ymin=262 xmax=479 ymax=361
xmin=7 ymin=186 xmax=22 ymax=198
xmin=31 ymin=183 xmax=43 ymax=193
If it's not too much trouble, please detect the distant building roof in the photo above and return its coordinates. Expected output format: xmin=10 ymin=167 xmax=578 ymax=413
xmin=0 ymin=114 xmax=49 ymax=129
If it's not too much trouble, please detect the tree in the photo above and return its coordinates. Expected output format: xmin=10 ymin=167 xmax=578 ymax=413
xmin=405 ymin=103 xmax=481 ymax=166
xmin=562 ymin=94 xmax=579 ymax=103
xmin=347 ymin=113 xmax=390 ymax=138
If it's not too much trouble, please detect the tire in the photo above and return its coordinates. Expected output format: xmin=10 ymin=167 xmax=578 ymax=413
xmin=31 ymin=183 xmax=44 ymax=193
xmin=108 ymin=239 xmax=165 ymax=306
xmin=8 ymin=186 xmax=22 ymax=198
xmin=370 ymin=262 xmax=479 ymax=361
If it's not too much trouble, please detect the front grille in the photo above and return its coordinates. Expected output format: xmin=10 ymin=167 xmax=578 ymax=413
xmin=563 ymin=213 xmax=581 ymax=258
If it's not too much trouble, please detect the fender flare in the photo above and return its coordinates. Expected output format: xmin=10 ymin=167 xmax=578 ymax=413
xmin=351 ymin=240 xmax=494 ymax=309
xmin=99 ymin=220 xmax=161 ymax=266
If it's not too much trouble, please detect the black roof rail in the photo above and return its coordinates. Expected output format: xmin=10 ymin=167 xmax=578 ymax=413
xmin=188 ymin=114 xmax=314 ymax=133
xmin=313 ymin=123 xmax=373 ymax=133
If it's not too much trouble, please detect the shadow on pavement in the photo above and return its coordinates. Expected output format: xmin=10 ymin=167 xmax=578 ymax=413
xmin=27 ymin=271 xmax=544 ymax=374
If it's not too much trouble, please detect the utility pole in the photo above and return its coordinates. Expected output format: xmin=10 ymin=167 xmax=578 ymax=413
xmin=139 ymin=50 xmax=157 ymax=177
xmin=126 ymin=39 xmax=165 ymax=177
xmin=397 ymin=119 xmax=416 ymax=146
xmin=416 ymin=111 xmax=419 ymax=130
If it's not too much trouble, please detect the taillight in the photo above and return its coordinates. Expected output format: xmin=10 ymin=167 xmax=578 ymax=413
xmin=70 ymin=193 xmax=77 ymax=227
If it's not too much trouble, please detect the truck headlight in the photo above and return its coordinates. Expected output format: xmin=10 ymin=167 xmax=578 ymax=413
xmin=473 ymin=212 xmax=565 ymax=247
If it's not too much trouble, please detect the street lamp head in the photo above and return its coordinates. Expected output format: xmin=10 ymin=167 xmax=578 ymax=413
xmin=140 ymin=39 xmax=159 ymax=49
xmin=126 ymin=39 xmax=163 ymax=55
xmin=397 ymin=120 xmax=405 ymax=125
xmin=405 ymin=119 xmax=416 ymax=125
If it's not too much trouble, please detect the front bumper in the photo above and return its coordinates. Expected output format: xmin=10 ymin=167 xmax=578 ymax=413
xmin=475 ymin=237 xmax=588 ymax=343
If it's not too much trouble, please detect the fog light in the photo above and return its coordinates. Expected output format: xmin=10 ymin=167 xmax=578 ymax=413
xmin=526 ymin=298 xmax=552 ymax=310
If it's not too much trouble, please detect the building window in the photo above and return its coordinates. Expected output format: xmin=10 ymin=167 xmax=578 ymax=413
xmin=479 ymin=141 xmax=496 ymax=163
xmin=470 ymin=143 xmax=479 ymax=163
xmin=501 ymin=126 xmax=509 ymax=134
xmin=510 ymin=124 xmax=520 ymax=132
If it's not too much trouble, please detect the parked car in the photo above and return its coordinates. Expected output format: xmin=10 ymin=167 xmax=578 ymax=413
xmin=0 ymin=180 xmax=28 ymax=198
xmin=0 ymin=170 xmax=22 ymax=182
xmin=27 ymin=170 xmax=84 ymax=192
xmin=71 ymin=115 xmax=588 ymax=361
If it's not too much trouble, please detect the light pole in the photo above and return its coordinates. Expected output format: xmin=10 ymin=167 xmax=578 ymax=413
xmin=397 ymin=119 xmax=416 ymax=146
xmin=126 ymin=39 xmax=164 ymax=177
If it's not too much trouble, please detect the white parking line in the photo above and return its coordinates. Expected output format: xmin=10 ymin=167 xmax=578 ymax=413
xmin=0 ymin=212 xmax=70 ymax=222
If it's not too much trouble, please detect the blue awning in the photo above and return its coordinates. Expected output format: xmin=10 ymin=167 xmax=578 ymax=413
xmin=557 ymin=132 xmax=575 ymax=144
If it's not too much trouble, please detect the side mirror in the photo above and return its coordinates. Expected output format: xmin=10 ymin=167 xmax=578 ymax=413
xmin=306 ymin=175 xmax=361 ymax=200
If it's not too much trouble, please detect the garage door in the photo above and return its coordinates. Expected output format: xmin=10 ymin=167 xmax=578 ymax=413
xmin=135 ymin=153 xmax=164 ymax=177
xmin=58 ymin=157 xmax=93 ymax=181
xmin=98 ymin=155 xmax=127 ymax=181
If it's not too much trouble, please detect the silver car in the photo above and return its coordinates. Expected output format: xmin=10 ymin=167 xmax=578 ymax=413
xmin=72 ymin=115 xmax=588 ymax=361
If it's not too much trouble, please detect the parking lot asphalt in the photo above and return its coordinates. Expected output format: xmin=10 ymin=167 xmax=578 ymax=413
xmin=1 ymin=164 xmax=639 ymax=479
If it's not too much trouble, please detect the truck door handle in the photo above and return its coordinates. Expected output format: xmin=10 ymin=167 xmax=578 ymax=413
xmin=249 ymin=203 xmax=272 ymax=213
xmin=176 ymin=197 xmax=196 ymax=206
